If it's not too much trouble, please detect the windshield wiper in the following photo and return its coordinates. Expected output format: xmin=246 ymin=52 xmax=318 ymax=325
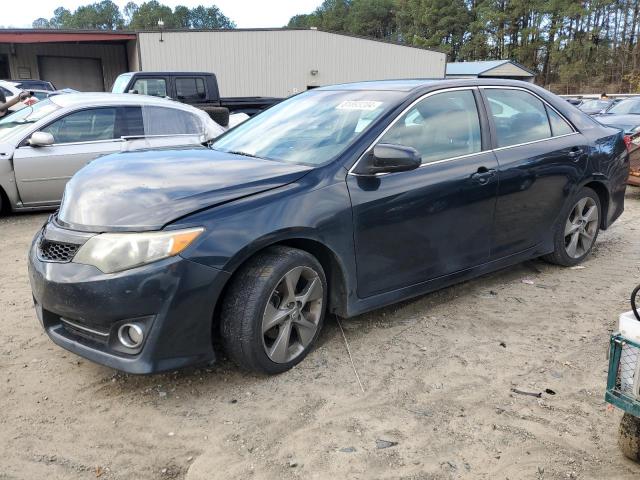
xmin=228 ymin=150 xmax=260 ymax=158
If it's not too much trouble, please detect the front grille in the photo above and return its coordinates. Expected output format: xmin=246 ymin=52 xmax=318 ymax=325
xmin=60 ymin=317 xmax=109 ymax=345
xmin=39 ymin=240 xmax=79 ymax=263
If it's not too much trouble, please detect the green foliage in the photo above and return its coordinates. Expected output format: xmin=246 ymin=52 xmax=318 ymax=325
xmin=32 ymin=1 xmax=235 ymax=31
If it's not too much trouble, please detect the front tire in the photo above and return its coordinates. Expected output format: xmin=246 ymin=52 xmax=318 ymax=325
xmin=619 ymin=413 xmax=640 ymax=462
xmin=543 ymin=187 xmax=601 ymax=266
xmin=220 ymin=246 xmax=327 ymax=374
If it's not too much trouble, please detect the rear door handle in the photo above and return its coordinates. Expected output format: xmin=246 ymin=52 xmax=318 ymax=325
xmin=568 ymin=148 xmax=584 ymax=160
xmin=471 ymin=167 xmax=497 ymax=185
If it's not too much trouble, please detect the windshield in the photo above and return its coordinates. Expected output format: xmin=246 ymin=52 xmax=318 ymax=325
xmin=608 ymin=98 xmax=640 ymax=115
xmin=580 ymin=100 xmax=609 ymax=111
xmin=0 ymin=99 xmax=60 ymax=141
xmin=211 ymin=89 xmax=405 ymax=165
xmin=112 ymin=73 xmax=133 ymax=93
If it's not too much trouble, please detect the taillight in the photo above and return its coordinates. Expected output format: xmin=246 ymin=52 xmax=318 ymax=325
xmin=624 ymin=135 xmax=632 ymax=151
xmin=23 ymin=98 xmax=37 ymax=106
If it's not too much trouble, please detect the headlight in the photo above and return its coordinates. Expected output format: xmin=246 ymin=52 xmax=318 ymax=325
xmin=73 ymin=227 xmax=204 ymax=273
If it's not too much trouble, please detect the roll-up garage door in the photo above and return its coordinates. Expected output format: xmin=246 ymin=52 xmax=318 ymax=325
xmin=38 ymin=56 xmax=105 ymax=92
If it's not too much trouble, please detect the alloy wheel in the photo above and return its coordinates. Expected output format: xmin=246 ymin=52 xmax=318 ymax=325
xmin=261 ymin=266 xmax=324 ymax=364
xmin=564 ymin=197 xmax=599 ymax=259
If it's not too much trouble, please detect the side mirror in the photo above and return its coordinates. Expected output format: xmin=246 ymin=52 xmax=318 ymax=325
xmin=128 ymin=89 xmax=139 ymax=94
xmin=356 ymin=143 xmax=422 ymax=175
xmin=28 ymin=131 xmax=54 ymax=147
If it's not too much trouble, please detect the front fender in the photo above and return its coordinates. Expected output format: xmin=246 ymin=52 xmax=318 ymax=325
xmin=176 ymin=177 xmax=357 ymax=305
xmin=0 ymin=156 xmax=20 ymax=210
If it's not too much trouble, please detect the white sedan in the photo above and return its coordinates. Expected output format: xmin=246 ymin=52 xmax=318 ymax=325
xmin=0 ymin=80 xmax=39 ymax=112
xmin=0 ymin=92 xmax=227 ymax=211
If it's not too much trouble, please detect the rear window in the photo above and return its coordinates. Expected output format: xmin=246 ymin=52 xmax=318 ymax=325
xmin=142 ymin=106 xmax=202 ymax=136
xmin=176 ymin=77 xmax=207 ymax=101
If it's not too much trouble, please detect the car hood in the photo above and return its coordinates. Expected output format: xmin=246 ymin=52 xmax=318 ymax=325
xmin=592 ymin=114 xmax=640 ymax=134
xmin=58 ymin=148 xmax=313 ymax=232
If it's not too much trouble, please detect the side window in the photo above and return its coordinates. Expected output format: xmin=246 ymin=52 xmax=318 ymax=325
xmin=131 ymin=78 xmax=167 ymax=97
xmin=117 ymin=106 xmax=144 ymax=137
xmin=142 ymin=106 xmax=202 ymax=136
xmin=546 ymin=106 xmax=574 ymax=136
xmin=175 ymin=77 xmax=207 ymax=101
xmin=484 ymin=89 xmax=551 ymax=147
xmin=41 ymin=108 xmax=116 ymax=144
xmin=380 ymin=90 xmax=482 ymax=164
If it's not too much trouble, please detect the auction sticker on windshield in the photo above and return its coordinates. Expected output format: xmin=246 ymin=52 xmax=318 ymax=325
xmin=336 ymin=101 xmax=383 ymax=111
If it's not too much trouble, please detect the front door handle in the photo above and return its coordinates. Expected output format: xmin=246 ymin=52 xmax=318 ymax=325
xmin=568 ymin=148 xmax=584 ymax=160
xmin=471 ymin=167 xmax=497 ymax=185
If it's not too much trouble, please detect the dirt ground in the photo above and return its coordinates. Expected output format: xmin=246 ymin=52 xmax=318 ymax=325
xmin=2 ymin=190 xmax=640 ymax=480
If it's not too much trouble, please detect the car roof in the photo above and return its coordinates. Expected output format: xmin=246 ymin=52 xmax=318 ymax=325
xmin=120 ymin=71 xmax=213 ymax=77
xmin=315 ymin=78 xmax=539 ymax=92
xmin=0 ymin=80 xmax=19 ymax=90
xmin=49 ymin=92 xmax=189 ymax=108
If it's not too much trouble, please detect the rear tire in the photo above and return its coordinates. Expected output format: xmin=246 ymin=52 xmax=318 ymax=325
xmin=220 ymin=246 xmax=327 ymax=374
xmin=543 ymin=187 xmax=601 ymax=266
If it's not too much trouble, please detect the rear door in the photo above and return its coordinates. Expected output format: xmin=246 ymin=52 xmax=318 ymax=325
xmin=13 ymin=107 xmax=123 ymax=205
xmin=347 ymin=88 xmax=499 ymax=297
xmin=175 ymin=76 xmax=209 ymax=104
xmin=480 ymin=87 xmax=589 ymax=259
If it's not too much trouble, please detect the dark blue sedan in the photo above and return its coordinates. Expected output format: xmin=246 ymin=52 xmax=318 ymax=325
xmin=28 ymin=79 xmax=629 ymax=374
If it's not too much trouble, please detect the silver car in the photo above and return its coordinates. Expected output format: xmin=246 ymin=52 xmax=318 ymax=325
xmin=0 ymin=93 xmax=225 ymax=212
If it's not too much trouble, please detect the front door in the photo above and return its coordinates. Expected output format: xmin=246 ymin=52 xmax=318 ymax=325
xmin=480 ymin=87 xmax=590 ymax=259
xmin=347 ymin=88 xmax=499 ymax=298
xmin=13 ymin=107 xmax=121 ymax=205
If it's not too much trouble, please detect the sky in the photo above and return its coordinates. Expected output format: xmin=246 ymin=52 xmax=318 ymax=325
xmin=2 ymin=0 xmax=323 ymax=28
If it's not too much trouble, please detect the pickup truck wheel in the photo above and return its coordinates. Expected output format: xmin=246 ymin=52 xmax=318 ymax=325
xmin=220 ymin=246 xmax=327 ymax=374
xmin=543 ymin=187 xmax=600 ymax=267
xmin=619 ymin=413 xmax=640 ymax=461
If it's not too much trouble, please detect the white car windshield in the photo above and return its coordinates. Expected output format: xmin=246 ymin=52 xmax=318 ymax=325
xmin=608 ymin=98 xmax=640 ymax=115
xmin=112 ymin=74 xmax=134 ymax=93
xmin=211 ymin=89 xmax=405 ymax=166
xmin=0 ymin=99 xmax=60 ymax=141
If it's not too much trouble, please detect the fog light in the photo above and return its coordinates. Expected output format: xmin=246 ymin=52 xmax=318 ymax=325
xmin=117 ymin=323 xmax=144 ymax=348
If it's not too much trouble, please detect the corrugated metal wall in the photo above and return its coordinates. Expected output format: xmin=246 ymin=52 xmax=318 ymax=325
xmin=138 ymin=30 xmax=446 ymax=97
xmin=0 ymin=42 xmax=128 ymax=90
xmin=482 ymin=63 xmax=534 ymax=80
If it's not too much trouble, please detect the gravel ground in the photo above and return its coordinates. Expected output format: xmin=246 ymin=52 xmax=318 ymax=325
xmin=2 ymin=189 xmax=640 ymax=480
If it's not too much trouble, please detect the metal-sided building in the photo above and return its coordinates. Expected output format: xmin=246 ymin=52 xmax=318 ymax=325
xmin=446 ymin=60 xmax=535 ymax=83
xmin=0 ymin=28 xmax=446 ymax=96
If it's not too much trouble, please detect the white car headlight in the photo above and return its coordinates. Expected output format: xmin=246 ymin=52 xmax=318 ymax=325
xmin=73 ymin=227 xmax=204 ymax=273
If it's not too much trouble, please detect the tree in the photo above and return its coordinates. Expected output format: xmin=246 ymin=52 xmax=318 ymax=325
xmin=128 ymin=1 xmax=174 ymax=29
xmin=287 ymin=14 xmax=317 ymax=28
xmin=123 ymin=2 xmax=139 ymax=25
xmin=71 ymin=1 xmax=124 ymax=29
xmin=173 ymin=5 xmax=191 ymax=28
xmin=31 ymin=1 xmax=235 ymax=31
xmin=346 ymin=0 xmax=396 ymax=39
xmin=32 ymin=18 xmax=52 ymax=28
xmin=189 ymin=5 xmax=236 ymax=29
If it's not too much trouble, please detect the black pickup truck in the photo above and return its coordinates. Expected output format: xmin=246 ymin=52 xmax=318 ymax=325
xmin=111 ymin=71 xmax=282 ymax=125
